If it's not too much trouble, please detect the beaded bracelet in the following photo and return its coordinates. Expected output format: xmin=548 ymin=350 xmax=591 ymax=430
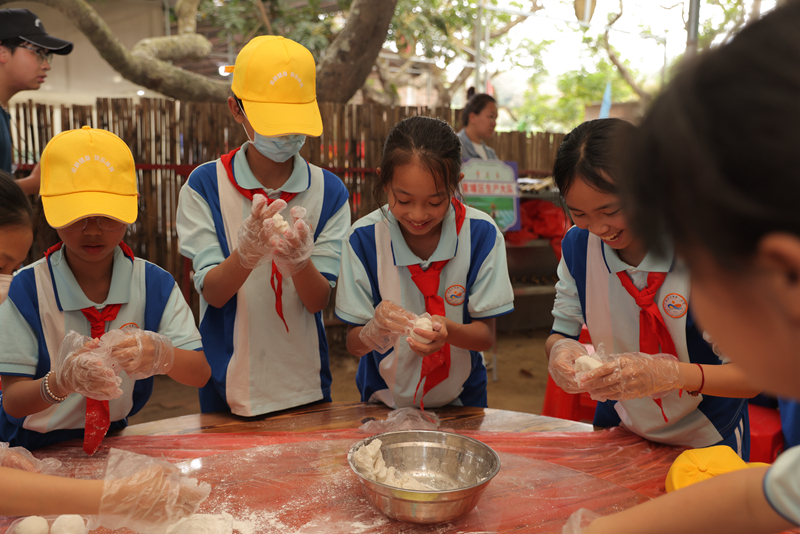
xmin=687 ymin=364 xmax=705 ymax=396
xmin=41 ymin=371 xmax=67 ymax=404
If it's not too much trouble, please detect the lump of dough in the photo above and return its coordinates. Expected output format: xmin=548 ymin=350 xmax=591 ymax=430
xmin=574 ymin=355 xmax=603 ymax=372
xmin=410 ymin=317 xmax=434 ymax=344
xmin=272 ymin=213 xmax=290 ymax=234
xmin=353 ymin=439 xmax=433 ymax=491
xmin=51 ymin=515 xmax=86 ymax=534
xmin=15 ymin=516 xmax=49 ymax=534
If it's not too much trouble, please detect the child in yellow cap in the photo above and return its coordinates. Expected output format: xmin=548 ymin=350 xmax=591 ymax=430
xmin=0 ymin=126 xmax=210 ymax=453
xmin=176 ymin=36 xmax=350 ymax=416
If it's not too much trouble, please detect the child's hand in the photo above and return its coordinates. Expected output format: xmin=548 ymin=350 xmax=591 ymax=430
xmin=562 ymin=508 xmax=599 ymax=533
xmin=580 ymin=352 xmax=684 ymax=401
xmin=359 ymin=300 xmax=417 ymax=353
xmin=548 ymin=338 xmax=588 ymax=394
xmin=91 ymin=449 xmax=210 ymax=534
xmin=101 ymin=328 xmax=175 ymax=381
xmin=407 ymin=315 xmax=448 ymax=357
xmin=0 ymin=443 xmax=61 ymax=474
xmin=269 ymin=206 xmax=315 ymax=277
xmin=237 ymin=195 xmax=286 ymax=270
xmin=52 ymin=331 xmax=123 ymax=400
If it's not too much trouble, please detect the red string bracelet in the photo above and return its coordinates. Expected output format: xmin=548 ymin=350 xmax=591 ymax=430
xmin=687 ymin=364 xmax=705 ymax=396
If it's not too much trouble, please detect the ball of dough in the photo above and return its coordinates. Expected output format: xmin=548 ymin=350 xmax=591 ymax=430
xmin=15 ymin=516 xmax=49 ymax=534
xmin=51 ymin=515 xmax=86 ymax=534
xmin=410 ymin=317 xmax=434 ymax=344
xmin=272 ymin=213 xmax=290 ymax=234
xmin=574 ymin=355 xmax=603 ymax=372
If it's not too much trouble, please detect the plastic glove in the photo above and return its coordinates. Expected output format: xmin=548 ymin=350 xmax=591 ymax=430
xmin=562 ymin=508 xmax=600 ymax=533
xmin=548 ymin=338 xmax=589 ymax=394
xmin=237 ymin=195 xmax=286 ymax=269
xmin=51 ymin=331 xmax=123 ymax=400
xmin=579 ymin=352 xmax=685 ymax=401
xmin=359 ymin=300 xmax=418 ymax=353
xmin=90 ymin=448 xmax=211 ymax=534
xmin=101 ymin=328 xmax=175 ymax=381
xmin=270 ymin=206 xmax=315 ymax=277
xmin=0 ymin=442 xmax=61 ymax=474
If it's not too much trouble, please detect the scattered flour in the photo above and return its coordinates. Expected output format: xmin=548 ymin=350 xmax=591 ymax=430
xmin=352 ymin=439 xmax=433 ymax=490
xmin=14 ymin=516 xmax=49 ymax=534
xmin=50 ymin=515 xmax=86 ymax=534
xmin=165 ymin=513 xmax=233 ymax=534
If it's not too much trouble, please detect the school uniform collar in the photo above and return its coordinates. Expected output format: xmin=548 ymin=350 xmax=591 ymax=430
xmin=387 ymin=203 xmax=459 ymax=268
xmin=48 ymin=246 xmax=133 ymax=311
xmin=601 ymin=239 xmax=674 ymax=274
xmin=233 ymin=142 xmax=310 ymax=197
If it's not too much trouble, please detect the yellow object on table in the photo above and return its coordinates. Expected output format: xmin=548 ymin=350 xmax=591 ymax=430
xmin=666 ymin=445 xmax=771 ymax=492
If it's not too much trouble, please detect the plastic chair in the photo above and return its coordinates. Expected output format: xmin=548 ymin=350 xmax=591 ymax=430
xmin=748 ymin=404 xmax=784 ymax=463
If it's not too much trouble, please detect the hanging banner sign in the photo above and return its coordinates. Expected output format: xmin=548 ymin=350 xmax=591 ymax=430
xmin=461 ymin=159 xmax=520 ymax=232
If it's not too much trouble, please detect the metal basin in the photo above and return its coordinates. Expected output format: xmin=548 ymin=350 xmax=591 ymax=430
xmin=347 ymin=430 xmax=501 ymax=524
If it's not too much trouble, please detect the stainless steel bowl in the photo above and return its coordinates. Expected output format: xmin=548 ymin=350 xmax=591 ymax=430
xmin=347 ymin=430 xmax=501 ymax=524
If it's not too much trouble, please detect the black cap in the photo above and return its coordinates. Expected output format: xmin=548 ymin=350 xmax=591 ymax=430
xmin=0 ymin=9 xmax=73 ymax=55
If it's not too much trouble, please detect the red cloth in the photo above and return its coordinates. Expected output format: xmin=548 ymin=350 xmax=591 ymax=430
xmin=221 ymin=149 xmax=297 ymax=332
xmin=407 ymin=199 xmax=466 ymax=410
xmin=616 ymin=271 xmax=678 ymax=423
xmin=504 ymin=199 xmax=568 ymax=260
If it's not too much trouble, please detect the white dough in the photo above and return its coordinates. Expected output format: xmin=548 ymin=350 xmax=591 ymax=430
xmin=14 ymin=516 xmax=49 ymax=534
xmin=574 ymin=355 xmax=603 ymax=372
xmin=272 ymin=213 xmax=290 ymax=234
xmin=165 ymin=513 xmax=233 ymax=534
xmin=410 ymin=317 xmax=434 ymax=344
xmin=353 ymin=439 xmax=433 ymax=491
xmin=51 ymin=515 xmax=85 ymax=534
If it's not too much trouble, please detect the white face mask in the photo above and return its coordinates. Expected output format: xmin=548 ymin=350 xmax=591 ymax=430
xmin=0 ymin=273 xmax=12 ymax=306
xmin=238 ymin=103 xmax=306 ymax=163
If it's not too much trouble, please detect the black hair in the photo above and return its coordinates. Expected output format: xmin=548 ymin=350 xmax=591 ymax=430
xmin=462 ymin=93 xmax=496 ymax=127
xmin=620 ymin=2 xmax=800 ymax=267
xmin=0 ymin=37 xmax=23 ymax=53
xmin=552 ymin=118 xmax=635 ymax=198
xmin=373 ymin=116 xmax=462 ymax=206
xmin=0 ymin=171 xmax=32 ymax=230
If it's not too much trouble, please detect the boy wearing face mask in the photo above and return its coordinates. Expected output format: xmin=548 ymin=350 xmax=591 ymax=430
xmin=176 ymin=36 xmax=350 ymax=416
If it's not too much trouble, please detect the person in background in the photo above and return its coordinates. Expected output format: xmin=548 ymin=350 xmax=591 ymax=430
xmin=176 ymin=36 xmax=350 ymax=416
xmin=0 ymin=9 xmax=73 ymax=195
xmin=0 ymin=171 xmax=33 ymax=303
xmin=336 ymin=116 xmax=513 ymax=409
xmin=564 ymin=2 xmax=800 ymax=532
xmin=457 ymin=91 xmax=498 ymax=160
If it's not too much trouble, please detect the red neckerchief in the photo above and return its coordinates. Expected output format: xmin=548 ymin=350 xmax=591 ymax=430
xmin=221 ymin=148 xmax=297 ymax=332
xmin=616 ymin=271 xmax=679 ymax=422
xmin=45 ymin=242 xmax=134 ymax=455
xmin=406 ymin=198 xmax=466 ymax=411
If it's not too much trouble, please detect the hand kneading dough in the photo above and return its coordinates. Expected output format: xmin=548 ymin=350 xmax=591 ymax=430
xmin=51 ymin=515 xmax=86 ymax=534
xmin=15 ymin=516 xmax=49 ymax=534
xmin=410 ymin=317 xmax=434 ymax=344
xmin=574 ymin=355 xmax=602 ymax=372
xmin=272 ymin=213 xmax=290 ymax=234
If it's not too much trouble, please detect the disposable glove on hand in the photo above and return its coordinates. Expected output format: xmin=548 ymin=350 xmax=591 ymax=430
xmin=0 ymin=442 xmax=61 ymax=474
xmin=562 ymin=508 xmax=600 ymax=534
xmin=101 ymin=328 xmax=175 ymax=381
xmin=90 ymin=449 xmax=211 ymax=534
xmin=580 ymin=352 xmax=684 ymax=401
xmin=548 ymin=338 xmax=590 ymax=394
xmin=270 ymin=206 xmax=315 ymax=277
xmin=51 ymin=331 xmax=123 ymax=400
xmin=237 ymin=195 xmax=286 ymax=269
xmin=359 ymin=300 xmax=418 ymax=353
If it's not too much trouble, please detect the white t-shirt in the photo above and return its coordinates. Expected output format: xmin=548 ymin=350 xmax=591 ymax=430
xmin=764 ymin=445 xmax=800 ymax=525
xmin=473 ymin=143 xmax=488 ymax=160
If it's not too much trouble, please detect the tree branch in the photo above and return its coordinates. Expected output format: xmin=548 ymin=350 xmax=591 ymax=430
xmin=251 ymin=0 xmax=274 ymax=35
xmin=174 ymin=0 xmax=200 ymax=35
xmin=489 ymin=0 xmax=542 ymax=39
xmin=602 ymin=0 xmax=652 ymax=103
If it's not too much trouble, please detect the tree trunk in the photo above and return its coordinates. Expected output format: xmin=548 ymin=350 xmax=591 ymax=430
xmin=316 ymin=0 xmax=398 ymax=103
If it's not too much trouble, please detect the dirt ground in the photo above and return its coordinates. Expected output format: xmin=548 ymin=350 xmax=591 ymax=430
xmin=129 ymin=328 xmax=551 ymax=425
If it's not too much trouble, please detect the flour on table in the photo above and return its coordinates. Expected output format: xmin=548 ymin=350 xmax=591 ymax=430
xmin=50 ymin=515 xmax=86 ymax=534
xmin=165 ymin=513 xmax=233 ymax=534
xmin=352 ymin=439 xmax=432 ymax=490
xmin=14 ymin=516 xmax=49 ymax=534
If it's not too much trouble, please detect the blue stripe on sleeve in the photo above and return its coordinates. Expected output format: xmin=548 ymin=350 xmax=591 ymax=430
xmin=187 ymin=161 xmax=231 ymax=257
xmin=7 ymin=268 xmax=50 ymax=378
xmin=348 ymin=225 xmax=381 ymax=306
xmin=561 ymin=227 xmax=590 ymax=325
xmin=315 ymin=169 xmax=350 ymax=241
xmin=463 ymin=218 xmax=499 ymax=324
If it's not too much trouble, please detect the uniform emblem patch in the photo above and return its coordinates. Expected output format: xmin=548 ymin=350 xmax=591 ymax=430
xmin=662 ymin=293 xmax=688 ymax=318
xmin=445 ymin=285 xmax=466 ymax=306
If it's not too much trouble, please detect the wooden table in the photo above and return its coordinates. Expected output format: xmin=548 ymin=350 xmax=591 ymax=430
xmin=112 ymin=402 xmax=593 ymax=437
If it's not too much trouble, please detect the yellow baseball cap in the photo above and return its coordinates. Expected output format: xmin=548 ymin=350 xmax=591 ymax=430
xmin=40 ymin=126 xmax=138 ymax=229
xmin=665 ymin=446 xmax=766 ymax=492
xmin=225 ymin=36 xmax=322 ymax=137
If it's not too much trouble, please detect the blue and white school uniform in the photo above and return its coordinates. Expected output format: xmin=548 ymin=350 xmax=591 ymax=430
xmin=552 ymin=227 xmax=750 ymax=455
xmin=335 ymin=204 xmax=514 ymax=409
xmin=0 ymin=246 xmax=202 ymax=450
xmin=764 ymin=445 xmax=800 ymax=526
xmin=176 ymin=143 xmax=350 ymax=416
